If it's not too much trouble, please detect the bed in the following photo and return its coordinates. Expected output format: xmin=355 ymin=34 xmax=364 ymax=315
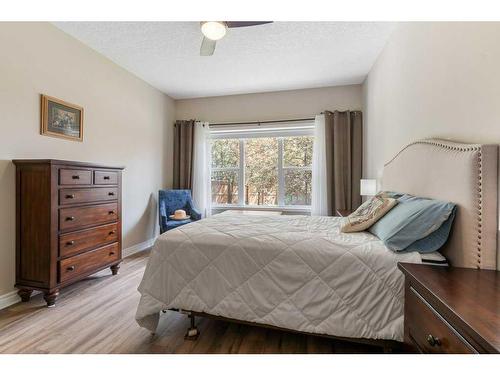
xmin=135 ymin=139 xmax=498 ymax=347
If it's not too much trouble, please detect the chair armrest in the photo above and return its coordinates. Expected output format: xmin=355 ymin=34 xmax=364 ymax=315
xmin=159 ymin=200 xmax=168 ymax=233
xmin=159 ymin=199 xmax=168 ymax=218
xmin=187 ymin=199 xmax=202 ymax=220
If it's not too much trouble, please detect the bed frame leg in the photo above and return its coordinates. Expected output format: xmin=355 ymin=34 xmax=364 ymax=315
xmin=184 ymin=313 xmax=200 ymax=340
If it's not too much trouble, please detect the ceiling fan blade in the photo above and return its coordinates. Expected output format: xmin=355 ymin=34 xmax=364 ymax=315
xmin=200 ymin=36 xmax=216 ymax=56
xmin=226 ymin=21 xmax=273 ymax=28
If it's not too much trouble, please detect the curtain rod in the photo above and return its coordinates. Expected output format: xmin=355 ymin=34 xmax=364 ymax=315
xmin=209 ymin=117 xmax=316 ymax=127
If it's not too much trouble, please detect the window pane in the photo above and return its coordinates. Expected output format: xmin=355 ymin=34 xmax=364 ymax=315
xmin=283 ymin=136 xmax=313 ymax=167
xmin=245 ymin=138 xmax=278 ymax=206
xmin=285 ymin=170 xmax=312 ymax=206
xmin=211 ymin=139 xmax=239 ymax=168
xmin=211 ymin=171 xmax=238 ymax=204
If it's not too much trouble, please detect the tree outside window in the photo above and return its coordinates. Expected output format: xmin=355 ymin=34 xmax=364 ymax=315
xmin=211 ymin=135 xmax=313 ymax=207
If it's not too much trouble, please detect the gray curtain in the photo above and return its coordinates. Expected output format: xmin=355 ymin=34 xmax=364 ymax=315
xmin=173 ymin=120 xmax=195 ymax=189
xmin=324 ymin=110 xmax=363 ymax=215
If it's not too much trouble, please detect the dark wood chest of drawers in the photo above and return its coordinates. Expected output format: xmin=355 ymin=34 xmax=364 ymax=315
xmin=13 ymin=159 xmax=125 ymax=307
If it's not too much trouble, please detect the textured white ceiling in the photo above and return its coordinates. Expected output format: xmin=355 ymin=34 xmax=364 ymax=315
xmin=53 ymin=22 xmax=395 ymax=99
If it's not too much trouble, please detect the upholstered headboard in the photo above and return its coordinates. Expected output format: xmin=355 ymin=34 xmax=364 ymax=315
xmin=382 ymin=139 xmax=499 ymax=270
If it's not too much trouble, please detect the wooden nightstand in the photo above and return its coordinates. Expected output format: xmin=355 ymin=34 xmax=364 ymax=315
xmin=398 ymin=263 xmax=500 ymax=353
xmin=335 ymin=209 xmax=352 ymax=217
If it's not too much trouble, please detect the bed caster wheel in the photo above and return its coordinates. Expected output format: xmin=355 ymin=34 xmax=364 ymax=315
xmin=184 ymin=313 xmax=200 ymax=340
xmin=184 ymin=327 xmax=199 ymax=340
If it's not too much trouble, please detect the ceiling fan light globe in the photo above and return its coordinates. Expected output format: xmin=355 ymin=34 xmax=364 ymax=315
xmin=201 ymin=21 xmax=227 ymax=41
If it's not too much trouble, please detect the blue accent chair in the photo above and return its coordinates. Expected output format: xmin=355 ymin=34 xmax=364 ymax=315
xmin=159 ymin=189 xmax=201 ymax=234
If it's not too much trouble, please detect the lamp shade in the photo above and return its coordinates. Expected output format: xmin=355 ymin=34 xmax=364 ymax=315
xmin=360 ymin=179 xmax=377 ymax=196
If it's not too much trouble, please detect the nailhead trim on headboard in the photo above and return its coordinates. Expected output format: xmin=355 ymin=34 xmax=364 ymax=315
xmin=384 ymin=139 xmax=484 ymax=269
xmin=384 ymin=139 xmax=482 ymax=167
xmin=477 ymin=150 xmax=483 ymax=269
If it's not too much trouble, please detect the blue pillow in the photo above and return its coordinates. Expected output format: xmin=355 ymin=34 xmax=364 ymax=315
xmin=404 ymin=207 xmax=456 ymax=253
xmin=369 ymin=193 xmax=456 ymax=253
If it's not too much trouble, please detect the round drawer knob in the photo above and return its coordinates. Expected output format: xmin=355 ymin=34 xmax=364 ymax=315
xmin=66 ymin=266 xmax=76 ymax=272
xmin=109 ymin=230 xmax=116 ymax=235
xmin=66 ymin=240 xmax=75 ymax=246
xmin=66 ymin=216 xmax=75 ymax=221
xmin=108 ymin=192 xmax=115 ymax=196
xmin=108 ymin=210 xmax=115 ymax=215
xmin=427 ymin=334 xmax=441 ymax=347
xmin=72 ymin=175 xmax=80 ymax=180
xmin=66 ymin=194 xmax=75 ymax=199
xmin=103 ymin=176 xmax=110 ymax=180
xmin=109 ymin=252 xmax=115 ymax=256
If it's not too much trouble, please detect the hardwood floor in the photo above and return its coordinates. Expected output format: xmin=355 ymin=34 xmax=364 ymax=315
xmin=0 ymin=250 xmax=382 ymax=354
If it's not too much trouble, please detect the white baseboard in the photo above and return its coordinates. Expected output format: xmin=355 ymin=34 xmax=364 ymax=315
xmin=122 ymin=237 xmax=156 ymax=258
xmin=0 ymin=290 xmax=20 ymax=310
xmin=0 ymin=237 xmax=156 ymax=311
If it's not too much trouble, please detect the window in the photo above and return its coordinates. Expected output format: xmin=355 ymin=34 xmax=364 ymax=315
xmin=211 ymin=139 xmax=240 ymax=205
xmin=210 ymin=130 xmax=313 ymax=208
xmin=283 ymin=137 xmax=313 ymax=206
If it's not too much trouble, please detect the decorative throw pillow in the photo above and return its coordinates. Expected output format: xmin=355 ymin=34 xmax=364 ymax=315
xmin=340 ymin=193 xmax=398 ymax=233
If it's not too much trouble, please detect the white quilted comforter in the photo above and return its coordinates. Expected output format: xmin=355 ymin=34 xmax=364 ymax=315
xmin=135 ymin=212 xmax=421 ymax=341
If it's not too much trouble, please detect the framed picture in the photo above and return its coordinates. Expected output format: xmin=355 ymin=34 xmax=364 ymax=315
xmin=40 ymin=95 xmax=83 ymax=141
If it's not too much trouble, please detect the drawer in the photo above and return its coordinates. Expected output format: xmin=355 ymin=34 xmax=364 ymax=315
xmin=406 ymin=286 xmax=475 ymax=353
xmin=59 ymin=223 xmax=118 ymax=258
xmin=60 ymin=169 xmax=92 ymax=185
xmin=59 ymin=202 xmax=118 ymax=231
xmin=59 ymin=242 xmax=119 ymax=283
xmin=94 ymin=170 xmax=118 ymax=185
xmin=59 ymin=187 xmax=118 ymax=205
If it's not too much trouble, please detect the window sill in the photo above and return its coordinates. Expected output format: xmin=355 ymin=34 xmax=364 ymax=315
xmin=212 ymin=205 xmax=311 ymax=215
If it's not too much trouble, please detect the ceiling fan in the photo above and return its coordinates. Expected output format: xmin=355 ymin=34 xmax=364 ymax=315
xmin=200 ymin=21 xmax=273 ymax=56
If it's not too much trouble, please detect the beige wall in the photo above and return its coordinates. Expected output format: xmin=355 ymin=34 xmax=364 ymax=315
xmin=175 ymin=85 xmax=362 ymax=123
xmin=363 ymin=22 xmax=500 ymax=181
xmin=0 ymin=23 xmax=175 ymax=296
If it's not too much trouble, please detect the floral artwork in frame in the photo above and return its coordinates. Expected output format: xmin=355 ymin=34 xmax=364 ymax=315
xmin=40 ymin=94 xmax=83 ymax=141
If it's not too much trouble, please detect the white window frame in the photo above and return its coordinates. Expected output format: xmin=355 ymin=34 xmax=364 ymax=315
xmin=210 ymin=123 xmax=314 ymax=211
